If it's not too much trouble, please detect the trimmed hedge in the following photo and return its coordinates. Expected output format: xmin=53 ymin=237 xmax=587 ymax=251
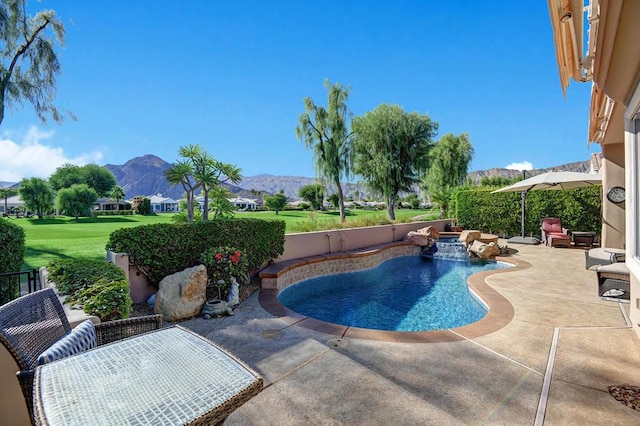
xmin=454 ymin=186 xmax=602 ymax=237
xmin=106 ymin=218 xmax=286 ymax=285
xmin=0 ymin=218 xmax=25 ymax=274
xmin=47 ymin=258 xmax=132 ymax=321
xmin=94 ymin=210 xmax=134 ymax=216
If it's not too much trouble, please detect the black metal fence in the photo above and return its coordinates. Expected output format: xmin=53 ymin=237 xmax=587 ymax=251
xmin=0 ymin=269 xmax=40 ymax=305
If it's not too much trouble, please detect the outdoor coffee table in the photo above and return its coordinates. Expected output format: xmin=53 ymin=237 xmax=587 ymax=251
xmin=572 ymin=231 xmax=596 ymax=247
xmin=33 ymin=326 xmax=263 ymax=425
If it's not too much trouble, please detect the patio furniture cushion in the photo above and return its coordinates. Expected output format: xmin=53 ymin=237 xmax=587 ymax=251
xmin=37 ymin=319 xmax=97 ymax=365
xmin=585 ymin=247 xmax=625 ymax=269
xmin=541 ymin=218 xmax=571 ymax=247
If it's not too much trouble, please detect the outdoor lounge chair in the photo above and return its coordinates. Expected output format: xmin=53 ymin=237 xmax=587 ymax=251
xmin=541 ymin=217 xmax=571 ymax=247
xmin=596 ymin=262 xmax=630 ymax=301
xmin=585 ymin=247 xmax=625 ymax=269
xmin=0 ymin=288 xmax=163 ymax=422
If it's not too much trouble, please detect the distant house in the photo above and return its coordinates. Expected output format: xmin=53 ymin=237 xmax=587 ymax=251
xmin=0 ymin=195 xmax=24 ymax=214
xmin=229 ymin=197 xmax=257 ymax=211
xmin=94 ymin=198 xmax=130 ymax=211
xmin=146 ymin=194 xmax=179 ymax=213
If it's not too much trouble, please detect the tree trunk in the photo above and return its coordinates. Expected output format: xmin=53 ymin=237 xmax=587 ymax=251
xmin=202 ymin=189 xmax=209 ymax=221
xmin=336 ymin=180 xmax=346 ymax=223
xmin=187 ymin=191 xmax=194 ymax=222
xmin=386 ymin=196 xmax=396 ymax=221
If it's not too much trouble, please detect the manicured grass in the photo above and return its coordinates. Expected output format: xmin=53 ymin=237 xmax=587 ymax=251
xmin=13 ymin=215 xmax=174 ymax=270
xmin=12 ymin=208 xmax=439 ymax=270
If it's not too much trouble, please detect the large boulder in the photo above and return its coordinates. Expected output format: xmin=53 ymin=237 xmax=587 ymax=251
xmin=405 ymin=226 xmax=440 ymax=246
xmin=154 ymin=264 xmax=207 ymax=321
xmin=459 ymin=230 xmax=481 ymax=244
xmin=468 ymin=240 xmax=500 ymax=260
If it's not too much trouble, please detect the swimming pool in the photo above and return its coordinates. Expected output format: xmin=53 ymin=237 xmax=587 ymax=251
xmin=277 ymin=255 xmax=511 ymax=332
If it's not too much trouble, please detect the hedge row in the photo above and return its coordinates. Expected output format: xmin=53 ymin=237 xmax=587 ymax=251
xmin=94 ymin=210 xmax=134 ymax=216
xmin=0 ymin=218 xmax=25 ymax=274
xmin=106 ymin=218 xmax=286 ymax=285
xmin=453 ymin=185 xmax=602 ymax=237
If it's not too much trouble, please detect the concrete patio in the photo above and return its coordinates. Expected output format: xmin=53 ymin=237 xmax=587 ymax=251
xmin=178 ymin=241 xmax=640 ymax=425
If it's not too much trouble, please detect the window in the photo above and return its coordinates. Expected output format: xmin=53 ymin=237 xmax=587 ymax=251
xmin=625 ymin=83 xmax=640 ymax=277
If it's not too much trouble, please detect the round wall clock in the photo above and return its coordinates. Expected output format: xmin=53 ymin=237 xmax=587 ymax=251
xmin=606 ymin=186 xmax=625 ymax=203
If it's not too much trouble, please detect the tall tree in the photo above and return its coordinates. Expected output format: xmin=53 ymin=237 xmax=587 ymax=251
xmin=49 ymin=163 xmax=116 ymax=197
xmin=0 ymin=1 xmax=71 ymax=127
xmin=298 ymin=184 xmax=324 ymax=211
xmin=352 ymin=104 xmax=437 ymax=220
xmin=422 ymin=133 xmax=474 ymax=218
xmin=0 ymin=185 xmax=18 ymax=216
xmin=56 ymin=183 xmax=98 ymax=221
xmin=18 ymin=177 xmax=54 ymax=218
xmin=82 ymin=164 xmax=116 ymax=197
xmin=110 ymin=185 xmax=126 ymax=210
xmin=296 ymin=79 xmax=353 ymax=222
xmin=265 ymin=192 xmax=287 ymax=215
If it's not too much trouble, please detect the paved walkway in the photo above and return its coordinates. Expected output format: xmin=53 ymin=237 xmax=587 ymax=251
xmin=178 ymin=242 xmax=640 ymax=425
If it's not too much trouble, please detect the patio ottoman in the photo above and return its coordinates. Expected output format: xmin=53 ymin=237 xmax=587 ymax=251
xmin=549 ymin=234 xmax=571 ymax=248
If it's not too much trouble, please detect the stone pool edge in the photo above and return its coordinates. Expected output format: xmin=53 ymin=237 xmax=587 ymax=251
xmin=258 ymin=242 xmax=530 ymax=343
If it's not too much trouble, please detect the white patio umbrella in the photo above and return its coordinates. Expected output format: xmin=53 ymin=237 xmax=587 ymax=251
xmin=491 ymin=171 xmax=602 ymax=241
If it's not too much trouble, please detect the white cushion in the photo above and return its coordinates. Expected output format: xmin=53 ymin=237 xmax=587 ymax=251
xmin=37 ymin=320 xmax=97 ymax=365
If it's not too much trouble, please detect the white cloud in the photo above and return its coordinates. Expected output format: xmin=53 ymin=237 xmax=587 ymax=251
xmin=505 ymin=161 xmax=533 ymax=171
xmin=0 ymin=126 xmax=103 ymax=182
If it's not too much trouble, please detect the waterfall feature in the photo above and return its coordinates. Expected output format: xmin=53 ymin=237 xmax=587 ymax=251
xmin=421 ymin=239 xmax=470 ymax=260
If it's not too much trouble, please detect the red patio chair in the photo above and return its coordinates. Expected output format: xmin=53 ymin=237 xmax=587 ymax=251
xmin=541 ymin=217 xmax=571 ymax=247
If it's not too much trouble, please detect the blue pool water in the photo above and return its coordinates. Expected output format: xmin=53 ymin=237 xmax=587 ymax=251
xmin=278 ymin=255 xmax=511 ymax=332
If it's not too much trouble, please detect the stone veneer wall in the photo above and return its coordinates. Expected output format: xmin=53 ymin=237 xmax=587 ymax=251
xmin=261 ymin=243 xmax=422 ymax=292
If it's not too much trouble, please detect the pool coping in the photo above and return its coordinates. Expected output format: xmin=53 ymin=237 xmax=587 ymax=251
xmin=258 ymin=241 xmax=531 ymax=343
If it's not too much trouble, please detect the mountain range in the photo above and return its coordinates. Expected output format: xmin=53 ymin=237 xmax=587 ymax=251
xmin=103 ymin=154 xmax=594 ymax=201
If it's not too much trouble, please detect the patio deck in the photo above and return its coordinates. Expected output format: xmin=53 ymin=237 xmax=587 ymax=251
xmin=178 ymin=240 xmax=640 ymax=425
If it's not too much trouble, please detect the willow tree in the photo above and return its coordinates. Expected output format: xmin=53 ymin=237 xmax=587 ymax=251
xmin=0 ymin=1 xmax=71 ymax=127
xmin=352 ymin=104 xmax=437 ymax=220
xmin=422 ymin=133 xmax=474 ymax=218
xmin=296 ymin=79 xmax=353 ymax=222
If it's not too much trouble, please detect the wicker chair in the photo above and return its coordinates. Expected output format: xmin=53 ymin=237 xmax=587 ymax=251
xmin=0 ymin=288 xmax=163 ymax=422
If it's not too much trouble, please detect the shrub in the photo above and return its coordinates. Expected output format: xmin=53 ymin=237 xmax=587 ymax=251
xmin=47 ymin=258 xmax=131 ymax=320
xmin=201 ymin=247 xmax=248 ymax=298
xmin=454 ymin=186 xmax=602 ymax=237
xmin=0 ymin=218 xmax=26 ymax=304
xmin=106 ymin=218 xmax=286 ymax=285
xmin=0 ymin=218 xmax=25 ymax=273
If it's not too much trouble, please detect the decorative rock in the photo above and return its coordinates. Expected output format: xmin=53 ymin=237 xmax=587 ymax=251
xmin=467 ymin=240 xmax=500 ymax=260
xmin=459 ymin=230 xmax=481 ymax=244
xmin=405 ymin=226 xmax=440 ymax=246
xmin=405 ymin=231 xmax=432 ymax=246
xmin=417 ymin=225 xmax=440 ymax=240
xmin=154 ymin=264 xmax=207 ymax=321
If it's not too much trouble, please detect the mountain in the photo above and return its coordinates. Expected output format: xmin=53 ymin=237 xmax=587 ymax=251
xmin=104 ymin=155 xmax=596 ymax=201
xmin=466 ymin=160 xmax=592 ymax=184
xmin=104 ymin=155 xmax=257 ymax=200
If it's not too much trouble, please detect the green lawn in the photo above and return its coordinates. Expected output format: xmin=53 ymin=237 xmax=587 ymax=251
xmin=11 ymin=208 xmax=438 ymax=270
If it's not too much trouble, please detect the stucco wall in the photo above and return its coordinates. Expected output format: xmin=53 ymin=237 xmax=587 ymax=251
xmin=275 ymin=219 xmax=450 ymax=262
xmin=601 ymin=143 xmax=626 ymax=249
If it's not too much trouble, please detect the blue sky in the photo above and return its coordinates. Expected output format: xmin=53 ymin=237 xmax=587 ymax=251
xmin=0 ymin=0 xmax=597 ymax=182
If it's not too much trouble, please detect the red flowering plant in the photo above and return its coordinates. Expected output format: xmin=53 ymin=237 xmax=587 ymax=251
xmin=201 ymin=246 xmax=248 ymax=297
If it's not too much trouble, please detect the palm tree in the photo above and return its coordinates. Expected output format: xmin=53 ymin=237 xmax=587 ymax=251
xmin=110 ymin=185 xmax=125 ymax=210
xmin=296 ymin=79 xmax=353 ymax=222
xmin=164 ymin=145 xmax=203 ymax=223
xmin=195 ymin=156 xmax=242 ymax=221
